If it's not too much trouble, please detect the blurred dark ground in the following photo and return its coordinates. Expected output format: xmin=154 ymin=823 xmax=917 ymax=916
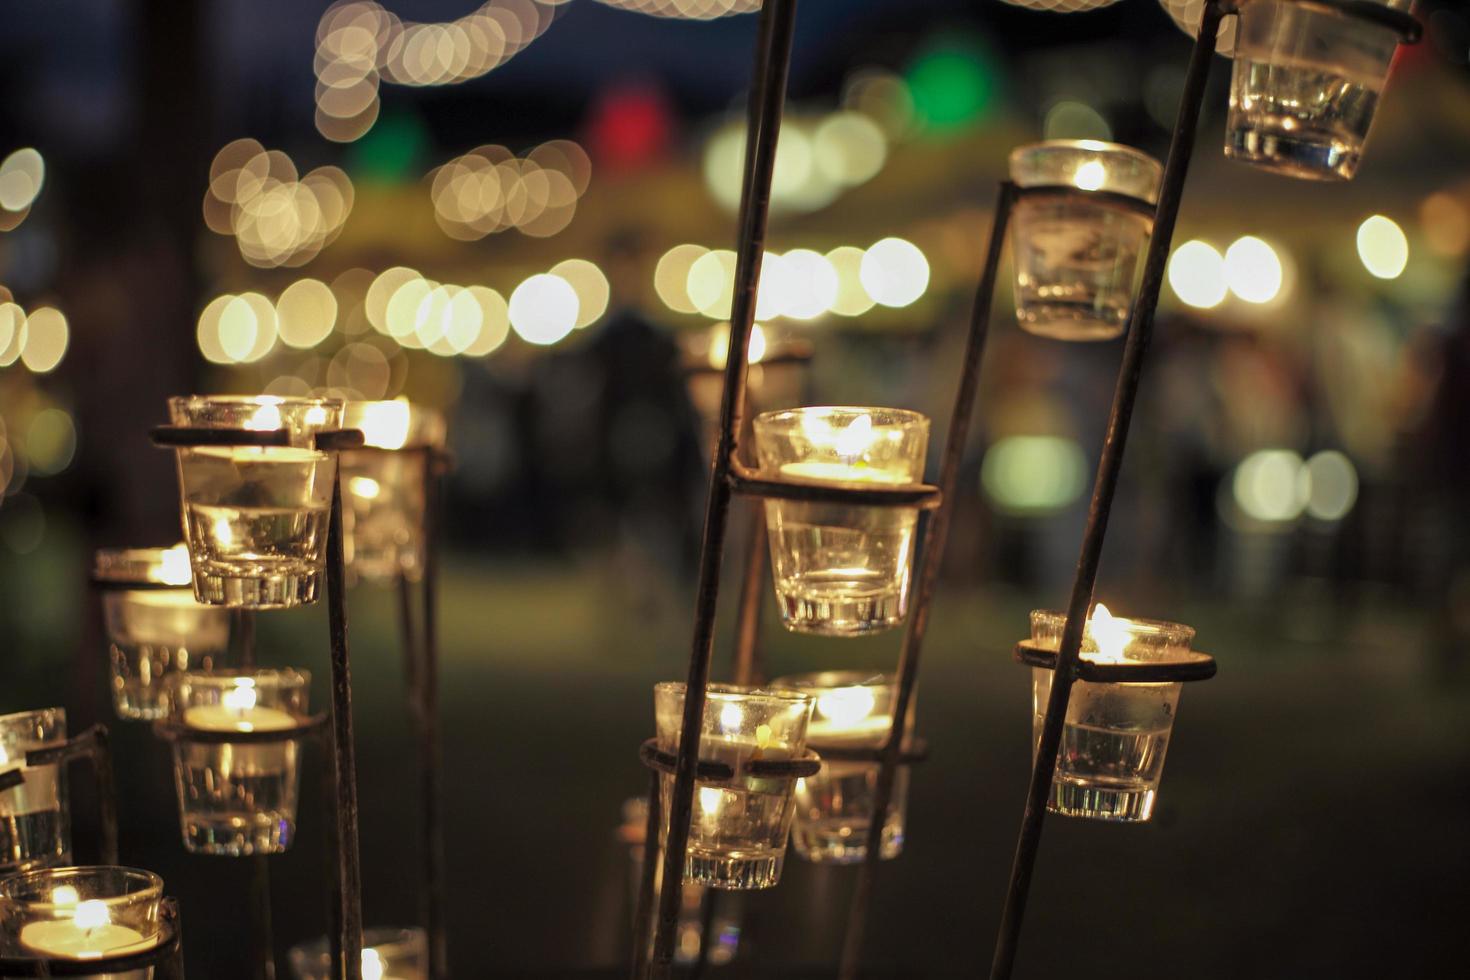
xmin=3 ymin=0 xmax=1470 ymax=976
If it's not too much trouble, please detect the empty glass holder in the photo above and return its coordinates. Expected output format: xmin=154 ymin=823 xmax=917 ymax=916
xmin=288 ymin=926 xmax=428 ymax=980
xmin=339 ymin=400 xmax=446 ymax=585
xmin=0 ymin=708 xmax=69 ymax=873
xmin=1226 ymin=0 xmax=1409 ymax=181
xmin=1029 ymin=608 xmax=1195 ymax=822
xmin=0 ymin=865 xmax=164 ymax=980
xmin=771 ymin=671 xmax=908 ymax=864
xmin=1008 ymin=140 xmax=1163 ymax=341
xmin=168 ymin=395 xmax=343 ymax=609
xmin=169 ymin=670 xmax=309 ymax=856
xmin=753 ymin=407 xmax=929 ymax=636
xmin=94 ymin=546 xmax=230 ymax=721
xmin=654 ymin=683 xmax=814 ymax=890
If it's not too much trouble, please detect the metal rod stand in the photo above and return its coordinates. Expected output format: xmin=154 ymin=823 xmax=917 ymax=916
xmin=419 ymin=450 xmax=448 ymax=980
xmin=986 ymin=4 xmax=1225 ymax=978
xmin=643 ymin=1 xmax=799 ymax=977
xmin=252 ymin=854 xmax=276 ymax=980
xmin=837 ymin=179 xmax=1016 ymax=980
xmin=630 ymin=768 xmax=661 ymax=980
xmin=326 ymin=474 xmax=365 ymax=980
xmin=730 ymin=511 xmax=768 ymax=687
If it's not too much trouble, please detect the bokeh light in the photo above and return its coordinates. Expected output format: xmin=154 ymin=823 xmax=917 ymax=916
xmin=549 ymin=259 xmax=611 ymax=329
xmin=1420 ymin=191 xmax=1470 ymax=257
xmin=687 ymin=249 xmax=737 ymax=319
xmin=1304 ymin=450 xmax=1358 ymax=522
xmin=19 ymin=307 xmax=68 ymax=373
xmin=1232 ymin=449 xmax=1307 ymax=523
xmin=204 ymin=139 xmax=354 ymax=268
xmin=981 ymin=436 xmax=1088 ymax=515
xmin=509 ymin=273 xmax=579 ymax=346
xmin=826 ymin=246 xmax=876 ymax=317
xmin=1223 ymin=236 xmax=1284 ymax=305
xmin=1356 ymin=215 xmax=1408 ymax=279
xmin=859 ymin=237 xmax=929 ymax=308
xmin=1167 ymin=240 xmax=1228 ymax=309
xmin=276 ymin=279 xmax=339 ymax=349
xmin=775 ymin=249 xmax=839 ymax=320
xmin=0 ymin=148 xmax=45 ymax=215
xmin=429 ymin=141 xmax=589 ymax=240
xmin=25 ymin=409 xmax=76 ymax=475
xmin=655 ymin=244 xmax=708 ymax=315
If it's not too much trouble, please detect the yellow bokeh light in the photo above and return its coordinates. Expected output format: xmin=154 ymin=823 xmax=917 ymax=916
xmin=812 ymin=111 xmax=887 ymax=186
xmin=859 ymin=237 xmax=929 ymax=308
xmin=19 ymin=307 xmax=67 ymax=373
xmin=238 ymin=292 xmax=279 ymax=362
xmin=1223 ymin=236 xmax=1283 ymax=305
xmin=0 ymin=303 xmax=27 ymax=366
xmin=463 ymin=286 xmax=510 ymax=356
xmin=196 ymin=294 xmax=234 ymax=364
xmin=1420 ymin=192 xmax=1470 ymax=258
xmin=776 ymin=249 xmax=839 ymax=320
xmin=1232 ymin=449 xmax=1307 ymax=523
xmin=276 ymin=278 xmax=338 ymax=349
xmin=0 ymin=148 xmax=45 ymax=213
xmin=687 ymin=249 xmax=737 ymax=319
xmin=366 ymin=266 xmax=420 ymax=333
xmin=355 ymin=399 xmax=412 ymax=450
xmin=825 ymin=246 xmax=875 ymax=317
xmin=1167 ymin=240 xmax=1227 ymax=309
xmin=218 ymin=296 xmax=259 ymax=362
xmin=385 ymin=276 xmax=435 ymax=345
xmin=508 ymin=273 xmax=578 ymax=346
xmin=549 ymin=258 xmax=610 ymax=329
xmin=1356 ymin=214 xmax=1408 ymax=280
xmin=654 ymin=244 xmax=708 ymax=315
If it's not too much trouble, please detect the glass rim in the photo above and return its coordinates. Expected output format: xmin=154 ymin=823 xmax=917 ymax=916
xmin=92 ymin=545 xmax=192 ymax=585
xmin=0 ymin=706 xmax=66 ymax=729
xmin=753 ymin=406 xmax=930 ymax=431
xmin=0 ymin=866 xmax=164 ymax=907
xmin=167 ymin=394 xmax=344 ymax=412
xmin=1030 ymin=608 xmax=1196 ymax=645
xmin=1009 ymin=139 xmax=1164 ymax=173
xmin=655 ymin=681 xmax=814 ymax=706
xmin=175 ymin=668 xmax=310 ymax=688
xmin=769 ymin=670 xmax=894 ymax=693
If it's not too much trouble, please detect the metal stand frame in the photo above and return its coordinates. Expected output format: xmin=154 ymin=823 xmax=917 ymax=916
xmin=152 ymin=424 xmax=366 ymax=980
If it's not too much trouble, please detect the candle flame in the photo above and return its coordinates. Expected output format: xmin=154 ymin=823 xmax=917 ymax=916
xmin=159 ymin=544 xmax=193 ymax=586
xmin=72 ymin=900 xmax=109 ymax=931
xmin=244 ymin=401 xmax=283 ymax=431
xmin=0 ymin=744 xmax=9 ymax=767
xmin=362 ymin=949 xmax=385 ymax=980
xmin=50 ymin=886 xmax=79 ymax=906
xmin=718 ymin=702 xmax=743 ymax=734
xmin=834 ymin=413 xmax=874 ymax=463
xmin=348 ymin=476 xmax=381 ymax=501
xmin=1089 ymin=603 xmax=1133 ymax=663
xmin=815 ymin=686 xmax=876 ymax=728
xmin=223 ymin=681 xmax=259 ymax=713
xmin=1073 ymin=160 xmax=1107 ymax=192
xmin=356 ymin=399 xmax=411 ymax=450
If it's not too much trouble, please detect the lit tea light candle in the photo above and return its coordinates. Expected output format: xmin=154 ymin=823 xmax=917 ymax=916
xmin=807 ymin=684 xmax=891 ymax=745
xmin=20 ymin=896 xmax=155 ymax=960
xmin=287 ymin=926 xmax=429 ymax=980
xmin=339 ymin=400 xmax=446 ymax=584
xmin=182 ymin=681 xmax=296 ymax=734
xmin=0 ymin=867 xmax=164 ymax=980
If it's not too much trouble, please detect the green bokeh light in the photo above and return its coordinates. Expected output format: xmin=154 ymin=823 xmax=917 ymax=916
xmin=906 ymin=39 xmax=999 ymax=133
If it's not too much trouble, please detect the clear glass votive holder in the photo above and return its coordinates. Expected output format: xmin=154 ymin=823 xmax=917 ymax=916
xmin=0 ymin=708 xmax=69 ymax=873
xmin=288 ymin=926 xmax=428 ymax=980
xmin=1008 ymin=140 xmax=1163 ymax=341
xmin=169 ymin=670 xmax=309 ymax=856
xmin=682 ymin=326 xmax=807 ymax=463
xmin=770 ymin=671 xmax=907 ymax=864
xmin=1226 ymin=0 xmax=1408 ymax=181
xmin=654 ymin=683 xmax=814 ymax=890
xmin=339 ymin=400 xmax=446 ymax=585
xmin=168 ymin=395 xmax=344 ymax=609
xmin=620 ymin=798 xmax=742 ymax=968
xmin=1029 ymin=608 xmax=1195 ymax=822
xmin=0 ymin=865 xmax=163 ymax=980
xmin=94 ymin=546 xmax=230 ymax=721
xmin=753 ymin=407 xmax=929 ymax=636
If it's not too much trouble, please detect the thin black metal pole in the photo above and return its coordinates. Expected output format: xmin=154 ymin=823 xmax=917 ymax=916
xmin=690 ymin=890 xmax=717 ymax=980
xmin=630 ymin=769 xmax=661 ymax=980
xmin=326 ymin=473 xmax=364 ymax=980
xmin=419 ymin=450 xmax=448 ymax=980
xmin=730 ymin=512 xmax=768 ymax=687
xmin=251 ymin=855 xmax=276 ymax=980
xmin=986 ymin=5 xmax=1224 ymax=979
xmin=647 ymin=1 xmax=798 ymax=977
xmin=838 ymin=180 xmax=1016 ymax=980
xmin=90 ymin=726 xmax=119 ymax=866
xmin=237 ymin=609 xmax=256 ymax=669
xmin=397 ymin=574 xmax=419 ymax=700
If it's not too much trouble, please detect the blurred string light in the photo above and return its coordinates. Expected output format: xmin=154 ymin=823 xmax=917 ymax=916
xmin=1356 ymin=214 xmax=1408 ymax=279
xmin=509 ymin=274 xmax=578 ymax=346
xmin=1155 ymin=0 xmax=1238 ymax=55
xmin=203 ymin=139 xmax=354 ymax=268
xmin=980 ymin=435 xmax=1088 ymax=515
xmin=1222 ymin=236 xmax=1284 ymax=305
xmin=591 ymin=0 xmax=758 ymax=19
xmin=429 ymin=141 xmax=590 ymax=239
xmin=1042 ymin=101 xmax=1111 ymax=142
xmin=704 ymin=110 xmax=888 ymax=214
xmin=0 ymin=149 xmax=44 ymax=231
xmin=654 ymin=239 xmax=929 ymax=319
xmin=904 ymin=39 xmax=999 ymax=133
xmin=548 ymin=259 xmax=610 ymax=329
xmin=1167 ymin=240 xmax=1228 ymax=309
xmin=998 ymin=0 xmax=1122 ymax=10
xmin=1229 ymin=448 xmax=1358 ymax=525
xmin=313 ymin=0 xmax=565 ymax=142
xmin=0 ymin=303 xmax=69 ymax=374
xmin=842 ymin=68 xmax=917 ymax=141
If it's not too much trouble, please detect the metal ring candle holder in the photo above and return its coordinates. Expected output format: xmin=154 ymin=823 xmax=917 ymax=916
xmin=6 ymin=725 xmax=120 ymax=866
xmin=1010 ymin=183 xmax=1158 ymax=220
xmin=638 ymin=738 xmax=823 ymax=781
xmin=1013 ymin=642 xmax=1217 ymax=684
xmin=152 ymin=713 xmax=330 ymax=745
xmin=726 ymin=460 xmax=942 ymax=510
xmin=0 ymin=896 xmax=185 ymax=978
xmin=149 ymin=423 xmax=367 ymax=980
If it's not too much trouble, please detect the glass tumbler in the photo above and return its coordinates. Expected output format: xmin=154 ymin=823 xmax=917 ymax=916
xmin=1029 ymin=609 xmax=1195 ymax=822
xmin=654 ymin=683 xmax=814 ymax=890
xmin=0 ymin=865 xmax=163 ymax=980
xmin=170 ymin=670 xmax=309 ymax=856
xmin=771 ymin=671 xmax=907 ymax=864
xmin=289 ymin=926 xmax=428 ymax=980
xmin=1008 ymin=140 xmax=1163 ymax=340
xmin=753 ymin=407 xmax=929 ymax=636
xmin=1226 ymin=0 xmax=1408 ymax=181
xmin=168 ymin=395 xmax=343 ymax=608
xmin=339 ymin=400 xmax=446 ymax=585
xmin=94 ymin=546 xmax=230 ymax=720
xmin=0 ymin=709 xmax=69 ymax=873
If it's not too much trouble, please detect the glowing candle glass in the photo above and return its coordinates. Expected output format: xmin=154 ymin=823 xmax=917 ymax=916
xmin=654 ymin=683 xmax=814 ymax=890
xmin=339 ymin=400 xmax=446 ymax=585
xmin=682 ymin=324 xmax=806 ymax=462
xmin=1226 ymin=0 xmax=1408 ymax=181
xmin=0 ymin=709 xmax=69 ymax=873
xmin=753 ymin=407 xmax=929 ymax=636
xmin=168 ymin=396 xmax=343 ymax=608
xmin=1030 ymin=606 xmax=1195 ymax=822
xmin=0 ymin=866 xmax=163 ymax=980
xmin=771 ymin=671 xmax=907 ymax=864
xmin=288 ymin=927 xmax=428 ymax=980
xmin=93 ymin=546 xmax=230 ymax=721
xmin=1008 ymin=140 xmax=1162 ymax=341
xmin=169 ymin=670 xmax=309 ymax=856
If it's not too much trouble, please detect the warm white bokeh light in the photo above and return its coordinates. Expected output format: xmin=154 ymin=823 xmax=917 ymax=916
xmin=509 ymin=273 xmax=579 ymax=346
xmin=1356 ymin=215 xmax=1408 ymax=279
xmin=1223 ymin=236 xmax=1284 ymax=305
xmin=276 ymin=278 xmax=338 ymax=348
xmin=859 ymin=237 xmax=929 ymax=308
xmin=549 ymin=258 xmax=611 ymax=329
xmin=1167 ymin=240 xmax=1228 ymax=309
